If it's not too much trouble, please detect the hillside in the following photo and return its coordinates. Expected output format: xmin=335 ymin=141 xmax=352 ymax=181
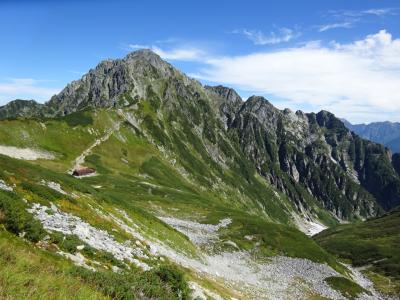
xmin=0 ymin=49 xmax=399 ymax=299
xmin=314 ymin=208 xmax=400 ymax=297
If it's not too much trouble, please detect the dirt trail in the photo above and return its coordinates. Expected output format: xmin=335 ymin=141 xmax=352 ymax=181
xmin=69 ymin=121 xmax=121 ymax=173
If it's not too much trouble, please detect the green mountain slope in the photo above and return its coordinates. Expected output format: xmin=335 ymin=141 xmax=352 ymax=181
xmin=314 ymin=208 xmax=400 ymax=296
xmin=0 ymin=49 xmax=398 ymax=298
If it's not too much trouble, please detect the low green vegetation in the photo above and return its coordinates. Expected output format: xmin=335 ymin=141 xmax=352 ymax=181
xmin=0 ymin=107 xmax=346 ymax=271
xmin=70 ymin=264 xmax=190 ymax=300
xmin=0 ymin=230 xmax=190 ymax=300
xmin=58 ymin=109 xmax=94 ymax=127
xmin=0 ymin=105 xmax=383 ymax=297
xmin=0 ymin=190 xmax=45 ymax=242
xmin=325 ymin=276 xmax=367 ymax=299
xmin=314 ymin=208 xmax=400 ymax=296
xmin=0 ymin=230 xmax=106 ymax=300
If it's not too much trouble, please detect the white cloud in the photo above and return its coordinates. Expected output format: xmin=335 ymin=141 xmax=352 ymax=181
xmin=233 ymin=28 xmax=299 ymax=45
xmin=318 ymin=21 xmax=354 ymax=32
xmin=127 ymin=44 xmax=206 ymax=61
xmin=190 ymin=30 xmax=400 ymax=123
xmin=128 ymin=44 xmax=150 ymax=49
xmin=361 ymin=8 xmax=395 ymax=16
xmin=0 ymin=78 xmax=60 ymax=105
xmin=331 ymin=7 xmax=397 ymax=18
xmin=151 ymin=46 xmax=206 ymax=61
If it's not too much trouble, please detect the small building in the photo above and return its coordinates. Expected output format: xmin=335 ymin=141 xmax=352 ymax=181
xmin=72 ymin=167 xmax=95 ymax=177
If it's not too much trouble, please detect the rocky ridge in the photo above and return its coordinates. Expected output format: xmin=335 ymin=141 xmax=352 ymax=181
xmin=1 ymin=49 xmax=400 ymax=222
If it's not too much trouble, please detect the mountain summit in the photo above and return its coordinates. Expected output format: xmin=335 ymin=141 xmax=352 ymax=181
xmin=0 ymin=49 xmax=400 ymax=298
xmin=1 ymin=49 xmax=400 ymax=217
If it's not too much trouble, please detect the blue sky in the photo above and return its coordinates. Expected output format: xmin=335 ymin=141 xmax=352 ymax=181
xmin=1 ymin=0 xmax=399 ymax=123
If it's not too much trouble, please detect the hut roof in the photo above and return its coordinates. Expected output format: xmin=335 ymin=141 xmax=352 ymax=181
xmin=72 ymin=167 xmax=95 ymax=177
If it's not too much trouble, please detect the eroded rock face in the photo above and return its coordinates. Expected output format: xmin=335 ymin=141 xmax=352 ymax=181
xmin=223 ymin=95 xmax=399 ymax=218
xmin=46 ymin=49 xmax=180 ymax=116
xmin=205 ymin=85 xmax=243 ymax=129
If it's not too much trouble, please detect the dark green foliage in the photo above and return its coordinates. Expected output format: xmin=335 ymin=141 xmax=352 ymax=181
xmin=152 ymin=265 xmax=190 ymax=299
xmin=60 ymin=110 xmax=93 ymax=127
xmin=314 ymin=208 xmax=400 ymax=280
xmin=147 ymin=86 xmax=162 ymax=111
xmin=21 ymin=181 xmax=66 ymax=202
xmin=139 ymin=156 xmax=197 ymax=194
xmin=85 ymin=154 xmax=111 ymax=174
xmin=0 ymin=191 xmax=45 ymax=242
xmin=218 ymin=214 xmax=342 ymax=269
xmin=70 ymin=264 xmax=190 ymax=300
xmin=325 ymin=276 xmax=367 ymax=299
xmin=142 ymin=115 xmax=171 ymax=146
xmin=50 ymin=232 xmax=96 ymax=257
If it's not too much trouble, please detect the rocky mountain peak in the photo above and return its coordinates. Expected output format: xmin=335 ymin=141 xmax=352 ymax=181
xmin=205 ymin=85 xmax=243 ymax=127
xmin=315 ymin=110 xmax=347 ymax=131
xmin=0 ymin=99 xmax=47 ymax=119
xmin=239 ymin=96 xmax=281 ymax=123
xmin=43 ymin=49 xmax=183 ymax=116
xmin=125 ymin=49 xmax=163 ymax=63
xmin=205 ymin=85 xmax=242 ymax=106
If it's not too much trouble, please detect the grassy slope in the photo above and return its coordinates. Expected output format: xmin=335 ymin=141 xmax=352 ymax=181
xmin=314 ymin=208 xmax=400 ymax=296
xmin=0 ymin=229 xmax=192 ymax=300
xmin=0 ymin=109 xmax=352 ymax=297
xmin=0 ymin=230 xmax=106 ymax=300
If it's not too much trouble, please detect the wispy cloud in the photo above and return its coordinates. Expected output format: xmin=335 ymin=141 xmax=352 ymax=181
xmin=0 ymin=78 xmax=60 ymax=105
xmin=157 ymin=30 xmax=400 ymax=123
xmin=127 ymin=44 xmax=150 ymax=50
xmin=126 ymin=44 xmax=208 ymax=61
xmin=150 ymin=46 xmax=206 ymax=61
xmin=232 ymin=27 xmax=299 ymax=45
xmin=362 ymin=8 xmax=395 ymax=16
xmin=318 ymin=21 xmax=354 ymax=32
xmin=318 ymin=7 xmax=398 ymax=32
xmin=330 ymin=7 xmax=397 ymax=18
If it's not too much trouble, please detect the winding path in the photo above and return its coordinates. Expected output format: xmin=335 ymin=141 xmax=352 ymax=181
xmin=69 ymin=121 xmax=121 ymax=173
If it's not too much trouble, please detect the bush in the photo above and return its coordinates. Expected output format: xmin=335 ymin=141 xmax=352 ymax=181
xmin=0 ymin=191 xmax=45 ymax=242
xmin=21 ymin=182 xmax=66 ymax=202
xmin=70 ymin=264 xmax=190 ymax=300
xmin=151 ymin=265 xmax=190 ymax=299
xmin=61 ymin=110 xmax=93 ymax=127
xmin=325 ymin=276 xmax=368 ymax=299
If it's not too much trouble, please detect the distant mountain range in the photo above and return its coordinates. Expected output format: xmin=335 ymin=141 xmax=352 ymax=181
xmin=342 ymin=119 xmax=400 ymax=154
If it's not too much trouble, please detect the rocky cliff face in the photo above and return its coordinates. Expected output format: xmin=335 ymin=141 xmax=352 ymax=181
xmin=228 ymin=95 xmax=400 ymax=214
xmin=46 ymin=50 xmax=187 ymax=115
xmin=221 ymin=98 xmax=382 ymax=219
xmin=1 ymin=49 xmax=399 ymax=221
